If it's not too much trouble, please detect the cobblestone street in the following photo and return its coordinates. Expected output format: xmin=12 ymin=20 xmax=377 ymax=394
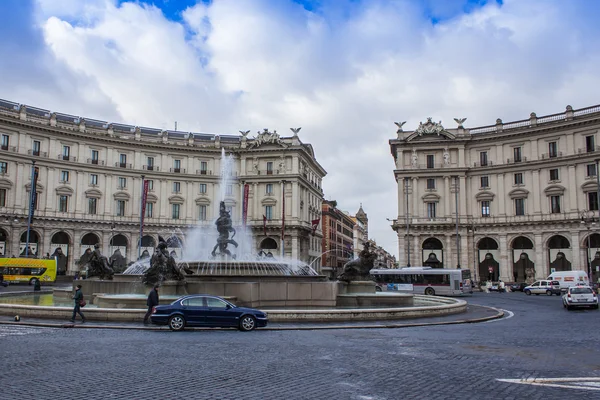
xmin=1 ymin=292 xmax=599 ymax=400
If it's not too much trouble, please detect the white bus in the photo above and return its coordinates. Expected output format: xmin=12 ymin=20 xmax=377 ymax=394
xmin=370 ymin=267 xmax=473 ymax=296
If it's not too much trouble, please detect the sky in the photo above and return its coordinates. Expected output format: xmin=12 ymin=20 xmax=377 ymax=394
xmin=1 ymin=0 xmax=600 ymax=257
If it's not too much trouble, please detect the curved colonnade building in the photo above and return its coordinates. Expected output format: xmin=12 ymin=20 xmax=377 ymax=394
xmin=389 ymin=104 xmax=600 ymax=284
xmin=0 ymin=99 xmax=326 ymax=274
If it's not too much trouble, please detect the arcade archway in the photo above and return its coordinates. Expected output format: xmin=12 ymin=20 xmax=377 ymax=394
xmin=50 ymin=231 xmax=71 ymax=275
xmin=477 ymin=237 xmax=499 ymax=282
xmin=548 ymin=235 xmax=571 ymax=272
xmin=19 ymin=231 xmax=40 ymax=257
xmin=512 ymin=236 xmax=535 ymax=282
xmin=422 ymin=237 xmax=443 ymax=268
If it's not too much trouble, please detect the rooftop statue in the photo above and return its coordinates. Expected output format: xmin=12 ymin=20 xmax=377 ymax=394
xmin=337 ymin=242 xmax=377 ymax=282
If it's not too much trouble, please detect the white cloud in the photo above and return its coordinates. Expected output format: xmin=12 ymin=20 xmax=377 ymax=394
xmin=2 ymin=0 xmax=600 ymax=258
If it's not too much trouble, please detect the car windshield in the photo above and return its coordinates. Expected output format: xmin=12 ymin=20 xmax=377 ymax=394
xmin=571 ymin=288 xmax=593 ymax=294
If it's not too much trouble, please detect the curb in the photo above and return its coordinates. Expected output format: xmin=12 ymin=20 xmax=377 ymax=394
xmin=0 ymin=305 xmax=504 ymax=331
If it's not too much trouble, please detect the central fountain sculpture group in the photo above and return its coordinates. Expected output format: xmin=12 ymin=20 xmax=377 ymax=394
xmin=211 ymin=201 xmax=238 ymax=259
xmin=337 ymin=242 xmax=377 ymax=282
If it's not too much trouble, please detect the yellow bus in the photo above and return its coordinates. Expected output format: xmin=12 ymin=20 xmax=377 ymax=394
xmin=0 ymin=258 xmax=57 ymax=285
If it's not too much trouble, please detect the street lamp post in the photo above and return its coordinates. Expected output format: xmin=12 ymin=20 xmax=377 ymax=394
xmin=581 ymin=210 xmax=595 ymax=282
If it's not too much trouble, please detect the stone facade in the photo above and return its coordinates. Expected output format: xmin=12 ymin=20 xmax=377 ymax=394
xmin=0 ymin=99 xmax=326 ymax=274
xmin=389 ymin=105 xmax=600 ymax=284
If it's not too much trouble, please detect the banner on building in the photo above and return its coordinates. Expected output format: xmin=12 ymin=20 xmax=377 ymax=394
xmin=242 ymin=184 xmax=249 ymax=227
xmin=28 ymin=166 xmax=39 ymax=225
xmin=311 ymin=219 xmax=320 ymax=236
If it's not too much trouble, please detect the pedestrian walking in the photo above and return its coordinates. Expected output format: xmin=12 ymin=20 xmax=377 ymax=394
xmin=143 ymin=284 xmax=159 ymax=325
xmin=498 ymin=279 xmax=505 ymax=293
xmin=70 ymin=284 xmax=86 ymax=323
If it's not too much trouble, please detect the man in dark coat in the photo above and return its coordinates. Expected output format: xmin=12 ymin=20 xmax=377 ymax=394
xmin=143 ymin=284 xmax=159 ymax=324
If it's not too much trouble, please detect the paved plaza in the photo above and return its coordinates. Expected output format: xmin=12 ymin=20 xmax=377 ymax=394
xmin=1 ymin=292 xmax=599 ymax=400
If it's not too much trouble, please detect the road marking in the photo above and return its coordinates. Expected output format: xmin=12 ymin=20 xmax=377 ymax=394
xmin=497 ymin=377 xmax=600 ymax=391
xmin=481 ymin=309 xmax=514 ymax=323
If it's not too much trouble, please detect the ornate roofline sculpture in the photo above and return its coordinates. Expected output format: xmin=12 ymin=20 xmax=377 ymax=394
xmin=248 ymin=128 xmax=288 ymax=149
xmin=415 ymin=117 xmax=445 ymax=136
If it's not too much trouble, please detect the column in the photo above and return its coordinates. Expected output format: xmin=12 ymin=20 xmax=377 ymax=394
xmin=253 ymin=182 xmax=259 ymax=221
xmin=15 ymin=162 xmax=25 ymax=209
xmin=567 ymin=165 xmax=577 ymax=211
xmin=532 ymin=169 xmax=541 ymax=214
xmin=460 ymin=233 xmax=469 ymax=270
xmin=291 ymin=236 xmax=298 ymax=260
xmin=459 ymin=176 xmax=467 ymax=216
xmin=444 ymin=176 xmax=450 ymax=217
xmin=186 ymin=181 xmax=194 ymax=222
xmin=497 ymin=173 xmax=505 ymax=215
xmin=399 ymin=232 xmax=406 ymax=267
xmin=499 ymin=234 xmax=510 ymax=281
xmin=74 ymin=171 xmax=84 ymax=214
xmin=445 ymin=234 xmax=453 ymax=269
xmin=292 ymin=181 xmax=298 ymax=219
xmin=104 ymin=175 xmax=113 ymax=215
xmin=413 ymin=235 xmax=420 ymax=266
xmin=160 ymin=179 xmax=168 ymax=218
xmin=458 ymin=147 xmax=465 ymax=168
xmin=47 ymin=167 xmax=56 ymax=211
xmin=412 ymin=177 xmax=418 ymax=218
xmin=571 ymin=230 xmax=581 ymax=272
xmin=397 ymin=178 xmax=404 ymax=218
xmin=534 ymin=233 xmax=544 ymax=280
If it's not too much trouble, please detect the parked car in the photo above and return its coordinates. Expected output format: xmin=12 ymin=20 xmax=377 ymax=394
xmin=562 ymin=286 xmax=598 ymax=310
xmin=510 ymin=282 xmax=528 ymax=292
xmin=524 ymin=280 xmax=561 ymax=296
xmin=151 ymin=294 xmax=269 ymax=331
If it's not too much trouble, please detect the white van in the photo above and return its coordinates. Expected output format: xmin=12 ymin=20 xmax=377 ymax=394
xmin=546 ymin=271 xmax=589 ymax=291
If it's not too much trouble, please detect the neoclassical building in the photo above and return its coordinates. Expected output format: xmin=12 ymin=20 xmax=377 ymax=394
xmin=389 ymin=104 xmax=600 ymax=283
xmin=0 ymin=99 xmax=326 ymax=274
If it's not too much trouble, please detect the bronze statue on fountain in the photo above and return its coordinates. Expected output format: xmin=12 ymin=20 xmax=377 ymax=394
xmin=143 ymin=237 xmax=193 ymax=286
xmin=86 ymin=244 xmax=115 ymax=280
xmin=211 ymin=201 xmax=238 ymax=259
xmin=337 ymin=242 xmax=377 ymax=282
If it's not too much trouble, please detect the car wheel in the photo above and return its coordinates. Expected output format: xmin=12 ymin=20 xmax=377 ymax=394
xmin=239 ymin=315 xmax=256 ymax=332
xmin=563 ymin=303 xmax=567 ymax=308
xmin=168 ymin=315 xmax=185 ymax=331
xmin=546 ymin=290 xmax=552 ymax=296
xmin=424 ymin=287 xmax=435 ymax=296
xmin=525 ymin=290 xmax=531 ymax=296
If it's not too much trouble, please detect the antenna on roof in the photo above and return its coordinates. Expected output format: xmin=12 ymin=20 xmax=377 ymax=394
xmin=174 ymin=121 xmax=177 ymax=131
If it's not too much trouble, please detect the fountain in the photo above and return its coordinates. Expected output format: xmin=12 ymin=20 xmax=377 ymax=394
xmin=0 ymin=148 xmax=468 ymax=322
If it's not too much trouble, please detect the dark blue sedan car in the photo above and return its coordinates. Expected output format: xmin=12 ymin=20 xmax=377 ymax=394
xmin=150 ymin=295 xmax=268 ymax=331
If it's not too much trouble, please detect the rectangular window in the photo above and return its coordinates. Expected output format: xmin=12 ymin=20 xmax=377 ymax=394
xmin=481 ymin=201 xmax=491 ymax=217
xmin=267 ymin=162 xmax=273 ymax=175
xmin=147 ymin=180 xmax=154 ymax=191
xmin=427 ymin=202 xmax=436 ymax=219
xmin=172 ymin=204 xmax=180 ymax=219
xmin=551 ymin=195 xmax=561 ymax=214
xmin=514 ymin=173 xmax=523 ymax=185
xmin=480 ymin=176 xmax=489 ymax=188
xmin=265 ymin=205 xmax=273 ymax=220
xmin=226 ymin=184 xmax=233 ymax=195
xmin=33 ymin=140 xmax=41 ymax=156
xmin=60 ymin=170 xmax=69 ymax=183
xmin=118 ymin=177 xmax=127 ymax=189
xmin=479 ymin=151 xmax=488 ymax=166
xmin=548 ymin=142 xmax=558 ymax=158
xmin=174 ymin=159 xmax=181 ymax=173
xmin=426 ymin=155 xmax=434 ymax=169
xmin=1 ymin=134 xmax=8 ymax=150
xmin=146 ymin=156 xmax=154 ymax=170
xmin=91 ymin=150 xmax=99 ymax=164
xmin=59 ymin=195 xmax=68 ymax=212
xmin=119 ymin=154 xmax=127 ymax=167
xmin=513 ymin=147 xmax=522 ymax=162
xmin=586 ymin=135 xmax=596 ymax=153
xmin=589 ymin=192 xmax=599 ymax=211
xmin=173 ymin=181 xmax=180 ymax=193
xmin=266 ymin=183 xmax=273 ymax=194
xmin=200 ymin=161 xmax=208 ymax=174
xmin=88 ymin=198 xmax=97 ymax=215
xmin=199 ymin=183 xmax=206 ymax=194
xmin=198 ymin=205 xmax=207 ymax=221
xmin=426 ymin=178 xmax=436 ymax=189
xmin=549 ymin=168 xmax=559 ymax=181
xmin=587 ymin=164 xmax=597 ymax=177
xmin=145 ymin=202 xmax=153 ymax=218
xmin=0 ymin=162 xmax=7 ymax=174
xmin=62 ymin=145 xmax=70 ymax=160
xmin=116 ymin=200 xmax=126 ymax=216
xmin=90 ymin=174 xmax=98 ymax=185
xmin=515 ymin=198 xmax=525 ymax=216
xmin=0 ymin=188 xmax=6 ymax=207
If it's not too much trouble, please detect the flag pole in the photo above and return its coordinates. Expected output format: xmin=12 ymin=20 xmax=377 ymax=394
xmin=25 ymin=160 xmax=37 ymax=257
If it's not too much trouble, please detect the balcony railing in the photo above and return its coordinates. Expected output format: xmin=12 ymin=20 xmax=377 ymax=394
xmin=28 ymin=150 xmax=47 ymax=157
xmin=1 ymin=145 xmax=17 ymax=152
xmin=196 ymin=170 xmax=212 ymax=175
xmin=506 ymin=156 xmax=527 ymax=164
xmin=115 ymin=162 xmax=132 ymax=169
xmin=86 ymin=158 xmax=105 ymax=166
xmin=473 ymin=161 xmax=494 ymax=167
xmin=170 ymin=168 xmax=185 ymax=173
xmin=540 ymin=151 xmax=563 ymax=159
xmin=143 ymin=165 xmax=159 ymax=171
